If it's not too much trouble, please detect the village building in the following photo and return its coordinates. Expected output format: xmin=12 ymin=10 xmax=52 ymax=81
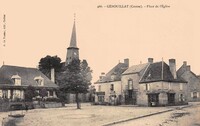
xmin=94 ymin=59 xmax=129 ymax=105
xmin=0 ymin=65 xmax=58 ymax=100
xmin=94 ymin=58 xmax=189 ymax=106
xmin=177 ymin=61 xmax=200 ymax=102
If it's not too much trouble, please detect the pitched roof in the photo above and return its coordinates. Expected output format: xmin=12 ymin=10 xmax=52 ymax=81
xmin=0 ymin=65 xmax=58 ymax=88
xmin=139 ymin=62 xmax=186 ymax=83
xmin=123 ymin=63 xmax=149 ymax=75
xmin=95 ymin=63 xmax=128 ymax=83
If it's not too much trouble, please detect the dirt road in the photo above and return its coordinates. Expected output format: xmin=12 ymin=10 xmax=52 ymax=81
xmin=113 ymin=105 xmax=200 ymax=126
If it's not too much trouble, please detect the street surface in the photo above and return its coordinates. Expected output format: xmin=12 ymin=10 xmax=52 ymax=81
xmin=0 ymin=103 xmax=199 ymax=126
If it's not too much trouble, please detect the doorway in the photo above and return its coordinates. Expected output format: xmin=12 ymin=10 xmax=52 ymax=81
xmin=148 ymin=93 xmax=159 ymax=107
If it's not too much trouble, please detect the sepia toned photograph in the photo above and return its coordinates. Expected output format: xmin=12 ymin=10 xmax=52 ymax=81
xmin=0 ymin=0 xmax=200 ymax=126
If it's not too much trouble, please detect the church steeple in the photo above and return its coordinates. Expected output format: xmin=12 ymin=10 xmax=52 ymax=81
xmin=65 ymin=15 xmax=79 ymax=66
xmin=69 ymin=20 xmax=77 ymax=48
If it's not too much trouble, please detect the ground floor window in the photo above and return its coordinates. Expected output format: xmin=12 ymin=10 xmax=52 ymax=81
xmin=179 ymin=94 xmax=185 ymax=102
xmin=98 ymin=95 xmax=105 ymax=102
xmin=49 ymin=90 xmax=54 ymax=96
xmin=191 ymin=92 xmax=199 ymax=99
xmin=2 ymin=90 xmax=8 ymax=99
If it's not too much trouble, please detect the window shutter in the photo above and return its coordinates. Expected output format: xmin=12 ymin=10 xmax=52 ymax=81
xmin=191 ymin=92 xmax=193 ymax=98
xmin=197 ymin=92 xmax=199 ymax=98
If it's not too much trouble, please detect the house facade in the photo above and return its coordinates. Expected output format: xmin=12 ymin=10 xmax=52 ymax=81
xmin=177 ymin=61 xmax=200 ymax=102
xmin=0 ymin=65 xmax=58 ymax=100
xmin=94 ymin=59 xmax=129 ymax=105
xmin=94 ymin=58 xmax=188 ymax=106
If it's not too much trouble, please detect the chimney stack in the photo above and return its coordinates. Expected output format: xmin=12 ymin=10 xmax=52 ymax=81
xmin=186 ymin=65 xmax=191 ymax=71
xmin=124 ymin=58 xmax=129 ymax=67
xmin=99 ymin=72 xmax=106 ymax=82
xmin=183 ymin=61 xmax=187 ymax=66
xmin=169 ymin=59 xmax=177 ymax=79
xmin=51 ymin=68 xmax=55 ymax=83
xmin=148 ymin=58 xmax=153 ymax=63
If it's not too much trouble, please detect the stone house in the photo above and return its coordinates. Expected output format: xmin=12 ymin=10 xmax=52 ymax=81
xmin=0 ymin=65 xmax=58 ymax=100
xmin=94 ymin=59 xmax=129 ymax=105
xmin=94 ymin=58 xmax=188 ymax=106
xmin=177 ymin=61 xmax=200 ymax=102
xmin=138 ymin=59 xmax=187 ymax=106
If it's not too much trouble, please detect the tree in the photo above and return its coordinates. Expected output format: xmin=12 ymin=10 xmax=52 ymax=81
xmin=58 ymin=59 xmax=92 ymax=109
xmin=38 ymin=55 xmax=62 ymax=80
xmin=24 ymin=85 xmax=38 ymax=102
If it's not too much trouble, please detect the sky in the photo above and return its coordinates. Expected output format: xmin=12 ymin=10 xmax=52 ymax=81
xmin=0 ymin=0 xmax=200 ymax=83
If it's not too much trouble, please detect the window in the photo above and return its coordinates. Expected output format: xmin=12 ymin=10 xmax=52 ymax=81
xmin=169 ymin=83 xmax=171 ymax=90
xmin=191 ymin=92 xmax=199 ymax=99
xmin=34 ymin=76 xmax=44 ymax=86
xmin=98 ymin=95 xmax=104 ymax=102
xmin=179 ymin=94 xmax=184 ymax=102
xmin=110 ymin=84 xmax=114 ymax=91
xmin=180 ymin=83 xmax=183 ymax=90
xmin=2 ymin=90 xmax=8 ymax=98
xmin=49 ymin=91 xmax=53 ymax=96
xmin=11 ymin=74 xmax=21 ymax=85
xmin=128 ymin=80 xmax=133 ymax=90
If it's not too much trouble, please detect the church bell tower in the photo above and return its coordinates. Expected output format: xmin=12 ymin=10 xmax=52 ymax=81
xmin=65 ymin=17 xmax=79 ymax=66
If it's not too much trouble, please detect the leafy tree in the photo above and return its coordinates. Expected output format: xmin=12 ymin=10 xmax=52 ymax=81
xmin=58 ymin=59 xmax=92 ymax=109
xmin=24 ymin=85 xmax=38 ymax=102
xmin=38 ymin=55 xmax=62 ymax=81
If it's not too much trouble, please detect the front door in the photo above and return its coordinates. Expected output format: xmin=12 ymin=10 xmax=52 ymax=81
xmin=167 ymin=93 xmax=175 ymax=105
xmin=125 ymin=90 xmax=137 ymax=105
xmin=148 ymin=94 xmax=159 ymax=107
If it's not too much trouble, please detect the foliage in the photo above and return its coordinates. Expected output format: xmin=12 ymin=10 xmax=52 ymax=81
xmin=38 ymin=55 xmax=62 ymax=79
xmin=39 ymin=88 xmax=48 ymax=98
xmin=24 ymin=85 xmax=38 ymax=102
xmin=58 ymin=59 xmax=92 ymax=109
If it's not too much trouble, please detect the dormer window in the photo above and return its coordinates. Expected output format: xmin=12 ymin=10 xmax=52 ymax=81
xmin=11 ymin=74 xmax=21 ymax=85
xmin=34 ymin=76 xmax=44 ymax=86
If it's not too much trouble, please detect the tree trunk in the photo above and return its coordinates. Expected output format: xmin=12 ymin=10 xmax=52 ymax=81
xmin=76 ymin=93 xmax=81 ymax=109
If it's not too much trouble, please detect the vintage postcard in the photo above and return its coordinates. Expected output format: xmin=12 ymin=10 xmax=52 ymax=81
xmin=0 ymin=0 xmax=200 ymax=126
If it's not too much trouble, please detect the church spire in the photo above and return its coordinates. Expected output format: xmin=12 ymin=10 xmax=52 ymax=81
xmin=69 ymin=14 xmax=77 ymax=48
xmin=65 ymin=14 xmax=79 ymax=66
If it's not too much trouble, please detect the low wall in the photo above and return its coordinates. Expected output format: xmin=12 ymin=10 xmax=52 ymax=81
xmin=44 ymin=102 xmax=62 ymax=108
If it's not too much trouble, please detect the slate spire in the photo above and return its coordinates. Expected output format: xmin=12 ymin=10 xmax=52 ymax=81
xmin=69 ymin=20 xmax=77 ymax=48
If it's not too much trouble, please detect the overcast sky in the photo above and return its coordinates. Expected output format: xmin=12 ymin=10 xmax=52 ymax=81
xmin=0 ymin=0 xmax=200 ymax=83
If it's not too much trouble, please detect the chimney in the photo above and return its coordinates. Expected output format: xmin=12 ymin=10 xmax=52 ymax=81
xmin=183 ymin=61 xmax=187 ymax=67
xmin=51 ymin=68 xmax=55 ymax=83
xmin=124 ymin=58 xmax=129 ymax=67
xmin=169 ymin=59 xmax=177 ymax=79
xmin=148 ymin=58 xmax=153 ymax=63
xmin=99 ymin=72 xmax=106 ymax=82
xmin=186 ymin=65 xmax=191 ymax=71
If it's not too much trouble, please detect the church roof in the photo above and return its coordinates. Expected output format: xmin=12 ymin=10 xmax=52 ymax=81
xmin=0 ymin=65 xmax=58 ymax=88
